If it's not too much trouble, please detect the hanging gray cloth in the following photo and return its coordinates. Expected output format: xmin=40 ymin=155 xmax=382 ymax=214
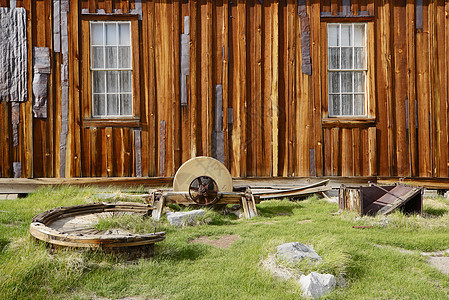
xmin=0 ymin=7 xmax=28 ymax=102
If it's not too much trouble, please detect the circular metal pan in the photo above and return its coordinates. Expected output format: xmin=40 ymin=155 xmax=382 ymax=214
xmin=173 ymin=156 xmax=233 ymax=193
xmin=30 ymin=202 xmax=166 ymax=254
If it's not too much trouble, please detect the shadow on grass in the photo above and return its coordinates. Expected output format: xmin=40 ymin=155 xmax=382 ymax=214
xmin=257 ymin=203 xmax=304 ymax=218
xmin=0 ymin=237 xmax=9 ymax=251
xmin=157 ymin=242 xmax=207 ymax=262
xmin=423 ymin=207 xmax=448 ymax=217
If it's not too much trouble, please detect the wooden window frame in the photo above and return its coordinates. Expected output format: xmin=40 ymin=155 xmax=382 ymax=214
xmin=321 ymin=18 xmax=375 ymax=127
xmin=81 ymin=15 xmax=141 ymax=128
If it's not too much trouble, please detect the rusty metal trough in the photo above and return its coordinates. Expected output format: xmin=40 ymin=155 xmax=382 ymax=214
xmin=339 ymin=184 xmax=423 ymax=216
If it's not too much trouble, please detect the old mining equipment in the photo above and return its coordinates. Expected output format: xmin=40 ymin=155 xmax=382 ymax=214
xmin=149 ymin=157 xmax=259 ymax=220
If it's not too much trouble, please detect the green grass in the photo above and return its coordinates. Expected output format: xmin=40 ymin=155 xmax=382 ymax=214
xmin=1 ymin=187 xmax=449 ymax=299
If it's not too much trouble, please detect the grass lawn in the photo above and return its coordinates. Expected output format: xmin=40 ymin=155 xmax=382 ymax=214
xmin=1 ymin=186 xmax=449 ymax=299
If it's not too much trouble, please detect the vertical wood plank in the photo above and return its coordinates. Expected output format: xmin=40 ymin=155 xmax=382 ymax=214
xmin=341 ymin=128 xmax=353 ymax=176
xmin=237 ymin=0 xmax=246 ymax=177
xmin=262 ymin=1 xmax=273 ymax=176
xmin=311 ymin=0 xmax=323 ymax=176
xmin=434 ymin=0 xmax=448 ymax=177
xmin=172 ymin=0 xmax=182 ymax=172
xmin=352 ymin=128 xmax=361 ymax=176
xmin=254 ymin=0 xmax=262 ymax=176
xmin=222 ymin=0 xmax=230 ymax=170
xmin=189 ymin=0 xmax=198 ymax=159
xmin=406 ymin=0 xmax=418 ymax=177
xmin=416 ymin=0 xmax=432 ymax=177
xmin=393 ymin=0 xmax=409 ymax=176
xmin=271 ymin=0 xmax=279 ymax=176
xmin=24 ymin=0 xmax=33 ymax=178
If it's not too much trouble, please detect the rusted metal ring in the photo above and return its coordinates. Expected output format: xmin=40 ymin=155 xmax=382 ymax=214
xmin=188 ymin=176 xmax=219 ymax=206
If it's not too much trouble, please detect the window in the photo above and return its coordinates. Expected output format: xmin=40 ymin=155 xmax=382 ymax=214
xmin=327 ymin=23 xmax=367 ymax=117
xmin=90 ymin=21 xmax=133 ymax=117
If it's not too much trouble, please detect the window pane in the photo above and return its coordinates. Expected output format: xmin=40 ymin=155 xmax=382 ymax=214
xmin=107 ymin=94 xmax=119 ymax=115
xmin=341 ymin=25 xmax=352 ymax=46
xmin=119 ymin=23 xmax=131 ymax=45
xmin=94 ymin=94 xmax=105 ymax=116
xmin=120 ymin=71 xmax=132 ymax=93
xmin=328 ymin=25 xmax=339 ymax=47
xmin=91 ymin=23 xmax=104 ymax=45
xmin=106 ymin=71 xmax=119 ymax=93
xmin=328 ymin=72 xmax=340 ymax=93
xmin=354 ymin=24 xmax=365 ymax=46
xmin=341 ymin=47 xmax=353 ymax=69
xmin=354 ymin=72 xmax=365 ymax=93
xmin=341 ymin=72 xmax=353 ymax=93
xmin=120 ymin=94 xmax=132 ymax=115
xmin=105 ymin=23 xmax=117 ymax=45
xmin=92 ymin=46 xmax=104 ymax=68
xmin=342 ymin=95 xmax=353 ymax=115
xmin=329 ymin=95 xmax=341 ymax=116
xmin=93 ymin=71 xmax=106 ymax=93
xmin=105 ymin=46 xmax=117 ymax=68
xmin=354 ymin=94 xmax=365 ymax=115
xmin=118 ymin=46 xmax=131 ymax=68
xmin=354 ymin=47 xmax=364 ymax=69
xmin=328 ymin=48 xmax=340 ymax=69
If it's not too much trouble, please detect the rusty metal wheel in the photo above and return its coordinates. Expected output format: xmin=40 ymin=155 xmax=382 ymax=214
xmin=188 ymin=176 xmax=219 ymax=205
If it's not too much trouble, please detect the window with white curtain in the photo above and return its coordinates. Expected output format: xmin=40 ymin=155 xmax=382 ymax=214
xmin=327 ymin=23 xmax=367 ymax=117
xmin=90 ymin=21 xmax=133 ymax=117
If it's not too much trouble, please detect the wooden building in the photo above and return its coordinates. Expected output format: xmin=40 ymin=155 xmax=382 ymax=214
xmin=0 ymin=0 xmax=448 ymax=181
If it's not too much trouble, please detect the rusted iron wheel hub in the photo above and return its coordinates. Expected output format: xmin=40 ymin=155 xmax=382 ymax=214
xmin=188 ymin=176 xmax=219 ymax=205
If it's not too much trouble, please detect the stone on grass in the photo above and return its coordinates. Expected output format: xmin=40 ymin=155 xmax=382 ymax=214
xmin=166 ymin=210 xmax=206 ymax=226
xmin=276 ymin=242 xmax=322 ymax=265
xmin=299 ymin=272 xmax=336 ymax=299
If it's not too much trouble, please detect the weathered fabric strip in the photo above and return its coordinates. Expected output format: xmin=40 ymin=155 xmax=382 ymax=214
xmin=184 ymin=16 xmax=190 ymax=35
xmin=212 ymin=85 xmax=225 ymax=164
xmin=214 ymin=85 xmax=223 ymax=132
xmin=416 ymin=0 xmax=423 ymax=30
xmin=131 ymin=0 xmax=142 ymax=20
xmin=11 ymin=101 xmax=19 ymax=147
xmin=13 ymin=162 xmax=21 ymax=178
xmin=134 ymin=128 xmax=142 ymax=177
xmin=60 ymin=9 xmax=69 ymax=177
xmin=180 ymin=34 xmax=190 ymax=75
xmin=32 ymin=73 xmax=48 ymax=118
xmin=33 ymin=47 xmax=50 ymax=118
xmin=0 ymin=7 xmax=28 ymax=102
xmin=298 ymin=0 xmax=312 ymax=75
xmin=309 ymin=148 xmax=316 ymax=176
xmin=60 ymin=0 xmax=69 ymax=13
xmin=34 ymin=47 xmax=51 ymax=74
xmin=212 ymin=131 xmax=225 ymax=165
xmin=180 ymin=75 xmax=187 ymax=106
xmin=53 ymin=0 xmax=60 ymax=53
xmin=342 ymin=0 xmax=351 ymax=16
xmin=159 ymin=121 xmax=166 ymax=177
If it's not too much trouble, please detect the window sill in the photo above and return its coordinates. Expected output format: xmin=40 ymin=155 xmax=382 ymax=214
xmin=322 ymin=117 xmax=376 ymax=128
xmin=83 ymin=117 xmax=140 ymax=128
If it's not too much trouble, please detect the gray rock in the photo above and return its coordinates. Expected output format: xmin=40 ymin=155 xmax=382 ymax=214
xmin=166 ymin=210 xmax=206 ymax=226
xmin=276 ymin=242 xmax=322 ymax=265
xmin=299 ymin=272 xmax=336 ymax=299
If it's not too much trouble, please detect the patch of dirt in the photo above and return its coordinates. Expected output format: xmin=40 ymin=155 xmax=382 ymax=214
xmin=189 ymin=234 xmax=240 ymax=249
xmin=297 ymin=220 xmax=312 ymax=224
xmin=427 ymin=257 xmax=449 ymax=275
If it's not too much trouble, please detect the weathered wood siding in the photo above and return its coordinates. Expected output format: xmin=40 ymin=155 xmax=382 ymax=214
xmin=0 ymin=0 xmax=448 ymax=179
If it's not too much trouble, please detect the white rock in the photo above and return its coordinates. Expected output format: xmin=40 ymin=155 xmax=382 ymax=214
xmin=299 ymin=272 xmax=336 ymax=299
xmin=166 ymin=210 xmax=206 ymax=226
xmin=276 ymin=242 xmax=322 ymax=265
